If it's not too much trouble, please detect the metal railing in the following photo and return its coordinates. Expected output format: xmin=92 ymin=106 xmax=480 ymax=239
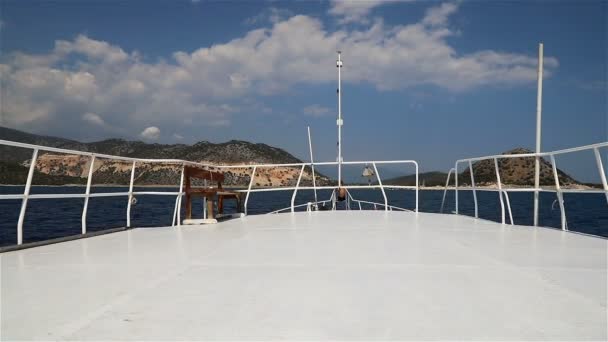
xmin=267 ymin=191 xmax=412 ymax=215
xmin=0 ymin=139 xmax=418 ymax=245
xmin=232 ymin=160 xmax=418 ymax=214
xmin=450 ymin=142 xmax=608 ymax=231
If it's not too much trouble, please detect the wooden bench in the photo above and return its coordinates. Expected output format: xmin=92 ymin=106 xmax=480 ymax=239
xmin=182 ymin=166 xmax=243 ymax=223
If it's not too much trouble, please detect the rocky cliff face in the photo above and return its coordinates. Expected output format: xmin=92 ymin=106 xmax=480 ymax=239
xmin=0 ymin=127 xmax=330 ymax=187
xmin=460 ymin=148 xmax=577 ymax=186
xmin=382 ymin=148 xmax=581 ymax=187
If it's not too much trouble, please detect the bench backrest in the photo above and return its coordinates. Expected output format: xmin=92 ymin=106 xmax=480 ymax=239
xmin=184 ymin=166 xmax=224 ymax=182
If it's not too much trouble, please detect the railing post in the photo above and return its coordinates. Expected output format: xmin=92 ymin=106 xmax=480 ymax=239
xmin=203 ymin=178 xmax=207 ymax=219
xmin=348 ymin=191 xmax=352 ymax=210
xmin=307 ymin=127 xmax=319 ymax=206
xmin=372 ymin=163 xmax=388 ymax=211
xmin=17 ymin=148 xmax=38 ymax=245
xmin=455 ymin=162 xmax=459 ymax=215
xmin=126 ymin=161 xmax=137 ymax=228
xmin=347 ymin=190 xmax=359 ymax=211
xmin=440 ymin=168 xmax=454 ymax=214
xmin=494 ymin=158 xmax=506 ymax=224
xmin=593 ymin=147 xmax=608 ymax=206
xmin=244 ymin=166 xmax=257 ymax=215
xmin=172 ymin=197 xmax=179 ymax=227
xmin=414 ymin=162 xmax=419 ymax=213
xmin=503 ymin=191 xmax=514 ymax=225
xmin=550 ymin=155 xmax=568 ymax=231
xmin=468 ymin=160 xmax=478 ymax=218
xmin=173 ymin=164 xmax=185 ymax=227
xmin=534 ymin=43 xmax=544 ymax=227
xmin=331 ymin=189 xmax=336 ymax=210
xmin=81 ymin=155 xmax=96 ymax=234
xmin=291 ymin=165 xmax=306 ymax=213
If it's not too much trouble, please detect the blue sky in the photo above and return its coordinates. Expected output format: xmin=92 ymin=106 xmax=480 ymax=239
xmin=0 ymin=0 xmax=606 ymax=181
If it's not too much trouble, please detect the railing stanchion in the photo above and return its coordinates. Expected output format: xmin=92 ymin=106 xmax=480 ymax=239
xmin=172 ymin=197 xmax=179 ymax=227
xmin=307 ymin=127 xmax=319 ymax=207
xmin=126 ymin=161 xmax=137 ymax=228
xmin=415 ymin=162 xmax=419 ymax=213
xmin=203 ymin=178 xmax=207 ymax=219
xmin=468 ymin=160 xmax=478 ymax=218
xmin=173 ymin=164 xmax=185 ymax=227
xmin=455 ymin=162 xmax=459 ymax=215
xmin=504 ymin=192 xmax=514 ymax=225
xmin=534 ymin=43 xmax=544 ymax=227
xmin=244 ymin=166 xmax=257 ymax=215
xmin=593 ymin=147 xmax=608 ymax=206
xmin=550 ymin=155 xmax=568 ymax=231
xmin=291 ymin=165 xmax=306 ymax=213
xmin=440 ymin=168 xmax=454 ymax=214
xmin=372 ymin=163 xmax=388 ymax=211
xmin=81 ymin=155 xmax=96 ymax=234
xmin=494 ymin=158 xmax=506 ymax=224
xmin=17 ymin=148 xmax=38 ymax=245
xmin=331 ymin=189 xmax=336 ymax=210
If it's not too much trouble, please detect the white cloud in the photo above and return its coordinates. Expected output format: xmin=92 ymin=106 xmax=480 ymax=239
xmin=0 ymin=2 xmax=558 ymax=138
xmin=140 ymin=126 xmax=161 ymax=140
xmin=244 ymin=7 xmax=293 ymax=26
xmin=328 ymin=0 xmax=403 ymax=24
xmin=173 ymin=133 xmax=184 ymax=140
xmin=303 ymin=104 xmax=332 ymax=117
xmin=55 ymin=35 xmax=129 ymax=64
xmin=82 ymin=112 xmax=106 ymax=126
xmin=422 ymin=2 xmax=458 ymax=27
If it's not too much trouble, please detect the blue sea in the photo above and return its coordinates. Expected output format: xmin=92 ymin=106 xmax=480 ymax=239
xmin=1 ymin=185 xmax=606 ymax=247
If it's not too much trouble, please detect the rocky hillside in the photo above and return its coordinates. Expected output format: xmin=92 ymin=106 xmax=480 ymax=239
xmin=0 ymin=127 xmax=302 ymax=164
xmin=384 ymin=171 xmax=451 ymax=187
xmin=384 ymin=148 xmax=580 ymax=187
xmin=0 ymin=127 xmax=330 ymax=187
xmin=460 ymin=148 xmax=578 ymax=186
xmin=0 ymin=161 xmax=86 ymax=185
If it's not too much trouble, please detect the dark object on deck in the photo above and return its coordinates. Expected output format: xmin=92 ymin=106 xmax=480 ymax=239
xmin=183 ymin=166 xmax=243 ymax=220
xmin=337 ymin=187 xmax=347 ymax=202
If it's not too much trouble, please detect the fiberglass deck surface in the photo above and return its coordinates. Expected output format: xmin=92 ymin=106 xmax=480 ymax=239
xmin=2 ymin=211 xmax=607 ymax=340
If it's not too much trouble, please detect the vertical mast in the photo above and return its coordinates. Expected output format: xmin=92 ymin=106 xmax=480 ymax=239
xmin=533 ymin=43 xmax=543 ymax=227
xmin=337 ymin=51 xmax=343 ymax=186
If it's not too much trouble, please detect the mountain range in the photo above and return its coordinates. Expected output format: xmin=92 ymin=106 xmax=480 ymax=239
xmin=0 ymin=127 xmax=584 ymax=188
xmin=0 ymin=127 xmax=328 ymax=187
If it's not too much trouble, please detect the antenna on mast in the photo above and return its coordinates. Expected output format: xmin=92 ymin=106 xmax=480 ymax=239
xmin=336 ymin=51 xmax=343 ymax=186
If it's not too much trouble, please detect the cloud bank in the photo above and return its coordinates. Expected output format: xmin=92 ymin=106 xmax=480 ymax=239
xmin=0 ymin=2 xmax=557 ymax=140
xmin=140 ymin=126 xmax=160 ymax=140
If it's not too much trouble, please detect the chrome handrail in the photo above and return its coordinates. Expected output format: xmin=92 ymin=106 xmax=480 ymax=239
xmin=453 ymin=141 xmax=608 ymax=230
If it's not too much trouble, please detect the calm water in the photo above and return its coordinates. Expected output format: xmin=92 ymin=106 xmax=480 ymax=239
xmin=1 ymin=186 xmax=606 ymax=247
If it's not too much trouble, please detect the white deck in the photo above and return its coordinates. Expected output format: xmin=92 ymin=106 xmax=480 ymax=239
xmin=2 ymin=211 xmax=606 ymax=340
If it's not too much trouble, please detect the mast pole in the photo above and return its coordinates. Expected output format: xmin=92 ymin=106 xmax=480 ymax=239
xmin=534 ymin=43 xmax=543 ymax=227
xmin=337 ymin=51 xmax=343 ymax=186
